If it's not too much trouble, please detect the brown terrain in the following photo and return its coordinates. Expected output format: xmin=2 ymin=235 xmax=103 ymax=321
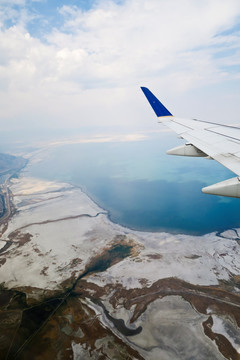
xmin=0 ymin=232 xmax=239 ymax=359
xmin=0 ymin=156 xmax=239 ymax=359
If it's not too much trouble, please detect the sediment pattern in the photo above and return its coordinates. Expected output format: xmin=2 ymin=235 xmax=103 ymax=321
xmin=0 ymin=174 xmax=239 ymax=359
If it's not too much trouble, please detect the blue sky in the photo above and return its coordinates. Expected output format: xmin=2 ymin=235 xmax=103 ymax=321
xmin=29 ymin=0 xmax=101 ymax=36
xmin=2 ymin=0 xmax=96 ymax=37
xmin=0 ymin=0 xmax=240 ymax=134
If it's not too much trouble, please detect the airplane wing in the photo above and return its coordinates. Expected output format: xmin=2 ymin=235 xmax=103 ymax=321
xmin=141 ymin=87 xmax=240 ymax=198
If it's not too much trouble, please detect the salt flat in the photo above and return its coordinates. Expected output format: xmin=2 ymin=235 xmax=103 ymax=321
xmin=0 ymin=169 xmax=239 ymax=359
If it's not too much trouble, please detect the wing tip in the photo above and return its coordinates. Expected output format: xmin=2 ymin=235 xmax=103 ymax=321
xmin=140 ymin=87 xmax=173 ymax=117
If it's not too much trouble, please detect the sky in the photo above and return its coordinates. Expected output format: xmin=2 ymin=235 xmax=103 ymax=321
xmin=0 ymin=0 xmax=240 ymax=137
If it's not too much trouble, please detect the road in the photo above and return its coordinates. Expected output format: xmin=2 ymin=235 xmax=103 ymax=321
xmin=0 ymin=175 xmax=13 ymax=252
xmin=0 ymin=175 xmax=12 ymax=224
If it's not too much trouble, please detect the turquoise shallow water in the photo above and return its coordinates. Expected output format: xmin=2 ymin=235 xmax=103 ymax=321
xmin=28 ymin=133 xmax=240 ymax=235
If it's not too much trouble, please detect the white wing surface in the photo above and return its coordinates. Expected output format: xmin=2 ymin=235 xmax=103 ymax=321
xmin=141 ymin=87 xmax=240 ymax=198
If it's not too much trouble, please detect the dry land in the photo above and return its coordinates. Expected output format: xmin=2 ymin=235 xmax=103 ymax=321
xmin=0 ymin=155 xmax=239 ymax=359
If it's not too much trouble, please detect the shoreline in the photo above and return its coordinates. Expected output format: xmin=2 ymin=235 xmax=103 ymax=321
xmin=0 ymin=154 xmax=239 ymax=359
xmin=1 ymin=171 xmax=239 ymax=289
xmin=44 ymin=179 xmax=223 ymax=237
xmin=17 ymin=140 xmax=240 ymax=237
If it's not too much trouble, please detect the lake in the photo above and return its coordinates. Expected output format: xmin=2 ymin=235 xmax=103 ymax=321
xmin=27 ymin=132 xmax=240 ymax=235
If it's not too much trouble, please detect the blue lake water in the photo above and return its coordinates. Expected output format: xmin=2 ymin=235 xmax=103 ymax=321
xmin=28 ymin=133 xmax=240 ymax=235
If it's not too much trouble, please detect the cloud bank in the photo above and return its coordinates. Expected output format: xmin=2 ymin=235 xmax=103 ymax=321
xmin=0 ymin=0 xmax=240 ymax=133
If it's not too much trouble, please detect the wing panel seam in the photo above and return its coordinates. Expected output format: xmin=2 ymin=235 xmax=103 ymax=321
xmin=207 ymin=129 xmax=240 ymax=143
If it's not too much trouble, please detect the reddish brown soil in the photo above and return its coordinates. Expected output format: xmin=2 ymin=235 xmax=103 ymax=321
xmin=4 ymin=296 xmax=144 ymax=360
xmin=74 ymin=276 xmax=240 ymax=359
xmin=203 ymin=316 xmax=240 ymax=360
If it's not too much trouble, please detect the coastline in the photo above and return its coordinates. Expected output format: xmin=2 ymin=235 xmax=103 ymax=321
xmin=2 ymin=171 xmax=240 ymax=289
xmin=0 ymin=149 xmax=239 ymax=359
xmin=21 ymin=139 xmax=240 ymax=236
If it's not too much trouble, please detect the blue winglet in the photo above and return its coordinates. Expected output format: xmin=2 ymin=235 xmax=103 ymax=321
xmin=141 ymin=87 xmax=172 ymax=117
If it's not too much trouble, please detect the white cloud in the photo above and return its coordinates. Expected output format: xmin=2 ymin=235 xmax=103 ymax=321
xmin=0 ymin=0 xmax=240 ymax=133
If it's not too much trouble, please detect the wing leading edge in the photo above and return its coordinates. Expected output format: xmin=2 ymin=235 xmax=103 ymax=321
xmin=141 ymin=87 xmax=240 ymax=198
